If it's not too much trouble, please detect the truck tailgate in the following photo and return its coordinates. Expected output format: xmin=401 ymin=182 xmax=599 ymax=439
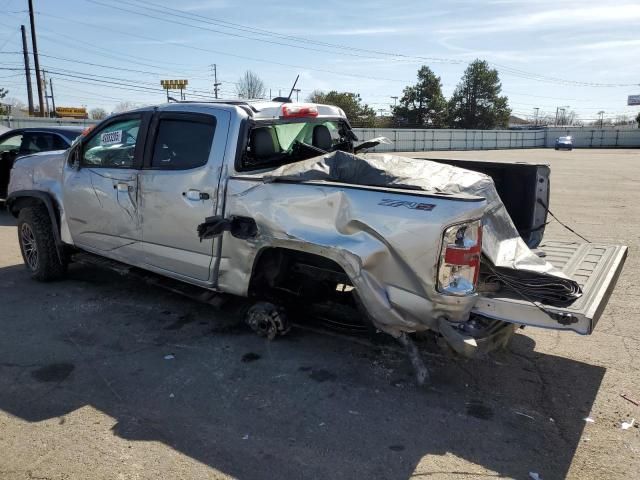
xmin=473 ymin=241 xmax=628 ymax=334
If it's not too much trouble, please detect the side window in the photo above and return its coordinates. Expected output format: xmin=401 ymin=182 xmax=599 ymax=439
xmin=151 ymin=118 xmax=215 ymax=170
xmin=0 ymin=134 xmax=22 ymax=153
xmin=52 ymin=134 xmax=70 ymax=150
xmin=82 ymin=118 xmax=141 ymax=168
xmin=19 ymin=133 xmax=65 ymax=154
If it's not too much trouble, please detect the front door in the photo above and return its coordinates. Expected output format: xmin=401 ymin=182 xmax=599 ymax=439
xmin=138 ymin=110 xmax=229 ymax=283
xmin=63 ymin=113 xmax=149 ymax=259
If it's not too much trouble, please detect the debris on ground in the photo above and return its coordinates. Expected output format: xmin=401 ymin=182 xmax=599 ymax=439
xmin=621 ymin=393 xmax=640 ymax=407
xmin=529 ymin=472 xmax=542 ymax=480
xmin=584 ymin=417 xmax=595 ymax=423
xmin=621 ymin=418 xmax=636 ymax=430
xmin=164 ymin=354 xmax=175 ymax=360
xmin=514 ymin=411 xmax=535 ymax=420
xmin=242 ymin=434 xmax=249 ymax=440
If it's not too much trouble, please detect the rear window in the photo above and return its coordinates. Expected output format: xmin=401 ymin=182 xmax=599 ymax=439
xmin=244 ymin=120 xmax=353 ymax=170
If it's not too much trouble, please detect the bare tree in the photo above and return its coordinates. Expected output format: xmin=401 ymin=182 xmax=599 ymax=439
xmin=306 ymin=89 xmax=324 ymax=103
xmin=236 ymin=71 xmax=266 ymax=99
xmin=113 ymin=101 xmax=139 ymax=113
xmin=3 ymin=97 xmax=29 ymax=117
xmin=559 ymin=109 xmax=579 ymax=126
xmin=89 ymin=108 xmax=107 ymax=120
xmin=614 ymin=115 xmax=630 ymax=126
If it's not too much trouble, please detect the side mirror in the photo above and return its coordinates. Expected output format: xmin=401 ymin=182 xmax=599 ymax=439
xmin=69 ymin=144 xmax=82 ymax=170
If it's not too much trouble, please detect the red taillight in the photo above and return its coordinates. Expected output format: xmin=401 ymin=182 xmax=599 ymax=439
xmin=281 ymin=104 xmax=319 ymax=118
xmin=438 ymin=221 xmax=483 ymax=295
xmin=443 ymin=226 xmax=482 ymax=283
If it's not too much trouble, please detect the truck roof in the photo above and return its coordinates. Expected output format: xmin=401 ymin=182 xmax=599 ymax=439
xmin=153 ymin=100 xmax=347 ymax=121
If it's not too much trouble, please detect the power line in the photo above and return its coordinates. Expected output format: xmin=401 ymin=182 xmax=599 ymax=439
xmin=101 ymin=0 xmax=640 ymax=88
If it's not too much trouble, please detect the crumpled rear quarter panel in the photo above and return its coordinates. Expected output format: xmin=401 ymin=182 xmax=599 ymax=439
xmin=217 ymin=178 xmax=486 ymax=336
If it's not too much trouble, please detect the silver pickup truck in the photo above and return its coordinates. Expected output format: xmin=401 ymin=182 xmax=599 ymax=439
xmin=6 ymin=100 xmax=627 ymax=365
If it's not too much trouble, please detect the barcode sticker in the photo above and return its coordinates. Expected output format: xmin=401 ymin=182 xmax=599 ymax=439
xmin=101 ymin=130 xmax=123 ymax=145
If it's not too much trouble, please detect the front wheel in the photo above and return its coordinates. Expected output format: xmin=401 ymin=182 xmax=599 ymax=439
xmin=17 ymin=206 xmax=67 ymax=281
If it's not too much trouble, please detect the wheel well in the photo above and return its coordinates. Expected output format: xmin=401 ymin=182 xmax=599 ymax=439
xmin=8 ymin=193 xmax=63 ymax=247
xmin=9 ymin=196 xmax=48 ymax=218
xmin=248 ymin=247 xmax=352 ymax=301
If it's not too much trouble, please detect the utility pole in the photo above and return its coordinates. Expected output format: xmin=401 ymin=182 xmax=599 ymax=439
xmin=28 ymin=0 xmax=45 ymax=116
xmin=391 ymin=96 xmax=398 ymax=107
xmin=533 ymin=107 xmax=539 ymax=126
xmin=49 ymin=77 xmax=56 ymax=117
xmin=555 ymin=106 xmax=560 ymax=126
xmin=211 ymin=64 xmax=221 ymax=99
xmin=42 ymin=69 xmax=49 ymax=116
xmin=598 ymin=110 xmax=605 ymax=128
xmin=20 ymin=25 xmax=34 ymax=116
xmin=293 ymin=88 xmax=301 ymax=102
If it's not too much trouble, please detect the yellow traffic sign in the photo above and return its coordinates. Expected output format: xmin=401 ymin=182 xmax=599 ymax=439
xmin=160 ymin=79 xmax=188 ymax=89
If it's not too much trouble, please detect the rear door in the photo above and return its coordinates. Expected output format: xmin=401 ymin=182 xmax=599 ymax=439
xmin=138 ymin=109 xmax=229 ymax=283
xmin=474 ymin=241 xmax=627 ymax=334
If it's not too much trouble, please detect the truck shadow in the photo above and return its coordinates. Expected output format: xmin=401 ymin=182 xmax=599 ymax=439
xmin=0 ymin=207 xmax=16 ymax=226
xmin=0 ymin=263 xmax=605 ymax=479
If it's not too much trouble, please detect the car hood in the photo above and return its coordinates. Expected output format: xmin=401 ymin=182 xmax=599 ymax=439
xmin=8 ymin=150 xmax=68 ymax=198
xmin=15 ymin=149 xmax=68 ymax=163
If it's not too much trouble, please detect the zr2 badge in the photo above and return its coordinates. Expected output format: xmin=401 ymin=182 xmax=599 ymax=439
xmin=378 ymin=198 xmax=436 ymax=211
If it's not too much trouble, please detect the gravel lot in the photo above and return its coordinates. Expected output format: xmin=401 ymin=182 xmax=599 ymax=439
xmin=1 ymin=148 xmax=638 ymax=480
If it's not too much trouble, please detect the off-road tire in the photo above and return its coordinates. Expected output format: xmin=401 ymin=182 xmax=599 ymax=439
xmin=17 ymin=206 xmax=66 ymax=281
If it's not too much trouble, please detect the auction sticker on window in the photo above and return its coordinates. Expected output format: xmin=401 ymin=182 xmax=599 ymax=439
xmin=101 ymin=130 xmax=123 ymax=145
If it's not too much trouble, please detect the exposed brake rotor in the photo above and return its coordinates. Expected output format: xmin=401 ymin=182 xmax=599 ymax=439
xmin=245 ymin=302 xmax=290 ymax=340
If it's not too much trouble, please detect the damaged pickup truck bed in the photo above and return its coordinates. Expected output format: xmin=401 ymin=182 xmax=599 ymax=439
xmin=6 ymin=100 xmax=627 ymax=365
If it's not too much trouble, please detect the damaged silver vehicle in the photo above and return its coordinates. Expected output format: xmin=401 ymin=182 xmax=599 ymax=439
xmin=6 ymin=100 xmax=627 ymax=382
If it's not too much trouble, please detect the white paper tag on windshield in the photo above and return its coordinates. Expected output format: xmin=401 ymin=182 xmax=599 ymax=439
xmin=101 ymin=130 xmax=123 ymax=145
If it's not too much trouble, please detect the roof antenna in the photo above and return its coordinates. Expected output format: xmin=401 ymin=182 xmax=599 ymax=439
xmin=273 ymin=74 xmax=299 ymax=103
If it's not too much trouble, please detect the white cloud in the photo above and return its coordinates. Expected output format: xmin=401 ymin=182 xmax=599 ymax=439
xmin=439 ymin=4 xmax=640 ymax=35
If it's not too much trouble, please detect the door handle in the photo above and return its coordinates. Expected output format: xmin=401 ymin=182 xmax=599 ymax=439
xmin=183 ymin=189 xmax=209 ymax=201
xmin=115 ymin=182 xmax=131 ymax=192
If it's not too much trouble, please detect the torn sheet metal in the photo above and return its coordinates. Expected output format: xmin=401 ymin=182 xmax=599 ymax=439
xmin=220 ymin=151 xmax=581 ymax=336
xmin=219 ymin=176 xmax=487 ymax=337
xmin=260 ymin=151 xmax=578 ymax=286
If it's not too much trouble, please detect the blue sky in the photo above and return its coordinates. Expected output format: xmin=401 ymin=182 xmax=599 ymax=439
xmin=1 ymin=0 xmax=639 ymax=122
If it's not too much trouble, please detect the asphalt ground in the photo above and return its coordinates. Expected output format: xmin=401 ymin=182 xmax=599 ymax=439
xmin=0 ymin=148 xmax=638 ymax=479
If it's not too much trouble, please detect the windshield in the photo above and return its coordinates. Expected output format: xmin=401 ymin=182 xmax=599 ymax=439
xmin=244 ymin=119 xmax=354 ymax=170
